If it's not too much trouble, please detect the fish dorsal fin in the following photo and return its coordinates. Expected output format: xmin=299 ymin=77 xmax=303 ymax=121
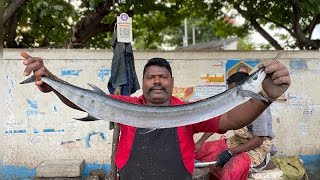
xmin=73 ymin=114 xmax=100 ymax=121
xmin=88 ymin=84 xmax=108 ymax=96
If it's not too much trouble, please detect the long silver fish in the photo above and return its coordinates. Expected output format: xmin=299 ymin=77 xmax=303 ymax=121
xmin=20 ymin=68 xmax=268 ymax=129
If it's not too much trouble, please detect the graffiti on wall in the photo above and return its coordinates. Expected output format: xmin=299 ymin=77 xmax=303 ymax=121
xmin=61 ymin=131 xmax=107 ymax=148
xmin=173 ymin=62 xmax=225 ymax=102
xmin=60 ymin=69 xmax=82 ymax=76
xmin=225 ymin=59 xmax=260 ymax=79
xmin=98 ymin=67 xmax=111 ymax=82
xmin=5 ymin=128 xmax=65 ymax=134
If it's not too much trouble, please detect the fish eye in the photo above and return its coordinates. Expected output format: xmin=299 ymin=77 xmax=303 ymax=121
xmin=252 ymin=74 xmax=258 ymax=80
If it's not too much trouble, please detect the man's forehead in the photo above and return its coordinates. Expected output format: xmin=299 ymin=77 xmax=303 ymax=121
xmin=144 ymin=66 xmax=171 ymax=75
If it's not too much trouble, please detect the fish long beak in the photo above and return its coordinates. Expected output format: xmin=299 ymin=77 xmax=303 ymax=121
xmin=20 ymin=75 xmax=36 ymax=84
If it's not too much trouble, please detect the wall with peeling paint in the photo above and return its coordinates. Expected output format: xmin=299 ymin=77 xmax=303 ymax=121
xmin=1 ymin=49 xmax=320 ymax=179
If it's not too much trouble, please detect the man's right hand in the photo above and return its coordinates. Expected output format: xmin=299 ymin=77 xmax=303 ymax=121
xmin=215 ymin=150 xmax=233 ymax=167
xmin=21 ymin=51 xmax=53 ymax=93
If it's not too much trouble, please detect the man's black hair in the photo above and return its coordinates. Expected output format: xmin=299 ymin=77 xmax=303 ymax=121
xmin=143 ymin=58 xmax=172 ymax=77
xmin=226 ymin=72 xmax=249 ymax=85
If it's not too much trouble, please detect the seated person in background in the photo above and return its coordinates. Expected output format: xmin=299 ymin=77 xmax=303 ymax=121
xmin=194 ymin=72 xmax=276 ymax=180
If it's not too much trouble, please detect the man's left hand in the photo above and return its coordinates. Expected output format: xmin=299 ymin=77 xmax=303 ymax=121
xmin=260 ymin=60 xmax=291 ymax=100
xmin=114 ymin=86 xmax=122 ymax=95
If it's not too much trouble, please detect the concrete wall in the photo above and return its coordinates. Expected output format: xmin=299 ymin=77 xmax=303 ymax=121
xmin=1 ymin=49 xmax=320 ymax=179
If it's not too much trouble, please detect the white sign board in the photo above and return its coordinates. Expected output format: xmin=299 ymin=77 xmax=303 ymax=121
xmin=116 ymin=13 xmax=133 ymax=43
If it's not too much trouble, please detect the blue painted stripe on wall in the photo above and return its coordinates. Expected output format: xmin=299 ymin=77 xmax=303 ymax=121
xmin=300 ymin=154 xmax=320 ymax=180
xmin=300 ymin=154 xmax=320 ymax=168
xmin=0 ymin=163 xmax=110 ymax=180
xmin=1 ymin=165 xmax=36 ymax=180
xmin=43 ymin=128 xmax=65 ymax=133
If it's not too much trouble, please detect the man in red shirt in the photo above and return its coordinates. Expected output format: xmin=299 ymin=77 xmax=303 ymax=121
xmin=21 ymin=51 xmax=291 ymax=180
xmin=194 ymin=72 xmax=276 ymax=180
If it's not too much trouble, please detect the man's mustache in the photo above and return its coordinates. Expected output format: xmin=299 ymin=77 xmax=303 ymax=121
xmin=148 ymin=84 xmax=167 ymax=93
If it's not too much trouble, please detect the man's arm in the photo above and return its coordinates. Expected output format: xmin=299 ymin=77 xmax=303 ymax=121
xmin=219 ymin=98 xmax=268 ymax=131
xmin=215 ymin=135 xmax=265 ymax=167
xmin=228 ymin=136 xmax=264 ymax=155
xmin=195 ymin=132 xmax=213 ymax=153
xmin=21 ymin=51 xmax=82 ymax=111
xmin=218 ymin=60 xmax=290 ymax=132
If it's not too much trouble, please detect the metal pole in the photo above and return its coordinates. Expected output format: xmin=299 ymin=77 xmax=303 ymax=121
xmin=192 ymin=26 xmax=195 ymax=45
xmin=184 ymin=18 xmax=188 ymax=47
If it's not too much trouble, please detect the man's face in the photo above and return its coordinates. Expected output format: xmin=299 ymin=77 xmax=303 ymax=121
xmin=143 ymin=65 xmax=174 ymax=106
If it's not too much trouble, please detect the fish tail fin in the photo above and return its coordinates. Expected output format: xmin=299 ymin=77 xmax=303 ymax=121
xmin=139 ymin=128 xmax=157 ymax=134
xmin=74 ymin=114 xmax=100 ymax=121
xmin=20 ymin=75 xmax=36 ymax=84
xmin=238 ymin=89 xmax=269 ymax=102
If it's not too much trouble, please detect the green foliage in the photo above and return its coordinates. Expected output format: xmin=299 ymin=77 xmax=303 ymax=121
xmin=16 ymin=0 xmax=77 ymax=47
xmin=101 ymin=11 xmax=118 ymax=24
xmin=212 ymin=19 xmax=249 ymax=39
xmin=237 ymin=37 xmax=254 ymax=50
xmin=89 ymin=0 xmax=100 ymax=10
xmin=4 ymin=0 xmax=320 ymax=49
xmin=85 ymin=32 xmax=113 ymax=49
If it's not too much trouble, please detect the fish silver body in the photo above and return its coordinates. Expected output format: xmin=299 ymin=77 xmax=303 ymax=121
xmin=21 ymin=68 xmax=267 ymax=129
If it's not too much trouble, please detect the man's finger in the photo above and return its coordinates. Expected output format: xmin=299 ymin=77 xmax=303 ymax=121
xmin=273 ymin=76 xmax=291 ymax=86
xmin=20 ymin=51 xmax=31 ymax=59
xmin=270 ymin=68 xmax=289 ymax=80
xmin=23 ymin=60 xmax=42 ymax=76
xmin=264 ymin=62 xmax=286 ymax=74
xmin=34 ymin=67 xmax=49 ymax=86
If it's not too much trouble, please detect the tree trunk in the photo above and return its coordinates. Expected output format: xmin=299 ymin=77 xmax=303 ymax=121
xmin=290 ymin=0 xmax=320 ymax=49
xmin=70 ymin=1 xmax=114 ymax=47
xmin=3 ymin=0 xmax=28 ymax=24
xmin=250 ymin=19 xmax=283 ymax=50
xmin=233 ymin=4 xmax=283 ymax=50
xmin=4 ymin=7 xmax=23 ymax=48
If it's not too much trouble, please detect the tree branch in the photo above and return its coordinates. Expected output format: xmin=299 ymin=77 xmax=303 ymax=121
xmin=290 ymin=0 xmax=319 ymax=49
xmin=233 ymin=4 xmax=283 ymax=50
xmin=3 ymin=0 xmax=28 ymax=24
xmin=4 ymin=8 xmax=23 ymax=48
xmin=71 ymin=1 xmax=114 ymax=46
xmin=306 ymin=13 xmax=320 ymax=38
xmin=260 ymin=16 xmax=295 ymax=37
xmin=250 ymin=19 xmax=284 ymax=50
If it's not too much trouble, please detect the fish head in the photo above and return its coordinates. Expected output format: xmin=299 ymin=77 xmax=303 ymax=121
xmin=240 ymin=68 xmax=267 ymax=93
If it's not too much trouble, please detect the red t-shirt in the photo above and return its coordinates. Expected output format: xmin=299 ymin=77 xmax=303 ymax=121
xmin=110 ymin=94 xmax=222 ymax=174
